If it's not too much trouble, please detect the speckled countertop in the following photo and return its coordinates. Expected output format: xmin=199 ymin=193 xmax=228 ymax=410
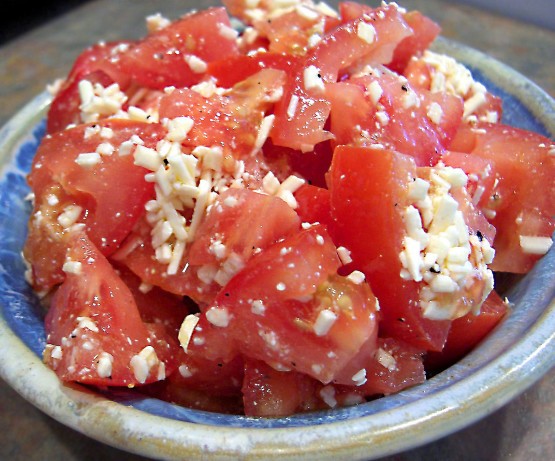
xmin=0 ymin=1 xmax=553 ymax=460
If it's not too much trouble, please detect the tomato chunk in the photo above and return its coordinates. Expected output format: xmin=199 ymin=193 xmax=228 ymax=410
xmin=24 ymin=120 xmax=166 ymax=292
xmin=43 ymin=232 xmax=178 ymax=387
xmin=449 ymin=123 xmax=555 ymax=272
xmin=186 ymin=226 xmax=379 ymax=384
xmin=118 ymin=7 xmax=239 ymax=89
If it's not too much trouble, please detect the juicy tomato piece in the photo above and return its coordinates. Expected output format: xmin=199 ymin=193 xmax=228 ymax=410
xmin=43 ymin=232 xmax=178 ymax=387
xmin=242 ymin=359 xmax=321 ymax=417
xmin=24 ymin=120 xmax=165 ymax=292
xmin=207 ymin=53 xmax=300 ymax=89
xmin=118 ymin=7 xmax=239 ymax=89
xmin=262 ymin=134 xmax=335 ymax=189
xmin=188 ymin=188 xmax=301 ymax=266
xmin=115 ymin=264 xmax=191 ymax=333
xmin=116 ymin=188 xmax=301 ymax=306
xmin=449 ymin=123 xmax=555 ymax=273
xmin=327 ymin=71 xmax=464 ymax=165
xmin=140 ymin=352 xmax=245 ymax=414
xmin=328 ymin=146 xmax=450 ymax=350
xmin=339 ymin=2 xmax=440 ymax=74
xmin=112 ymin=215 xmax=220 ymax=306
xmin=186 ymin=226 xmax=379 ymax=384
xmin=159 ymin=68 xmax=286 ymax=158
xmin=47 ymin=42 xmax=132 ymax=134
xmin=293 ymin=184 xmax=334 ymax=231
xmin=425 ymin=290 xmax=509 ymax=372
xmin=388 ymin=10 xmax=441 ymax=74
xmin=360 ymin=337 xmax=425 ymax=396
xmin=270 ymin=3 xmax=412 ymax=152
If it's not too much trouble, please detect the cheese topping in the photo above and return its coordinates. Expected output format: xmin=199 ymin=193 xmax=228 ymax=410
xmin=399 ymin=164 xmax=495 ymax=320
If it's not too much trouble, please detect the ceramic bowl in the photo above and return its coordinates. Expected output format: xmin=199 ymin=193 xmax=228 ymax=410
xmin=0 ymin=37 xmax=553 ymax=461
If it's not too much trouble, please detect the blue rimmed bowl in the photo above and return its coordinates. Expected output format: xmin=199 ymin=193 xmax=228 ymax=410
xmin=0 ymin=38 xmax=553 ymax=460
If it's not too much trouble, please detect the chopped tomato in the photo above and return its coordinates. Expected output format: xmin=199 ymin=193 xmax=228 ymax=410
xmin=141 ymin=353 xmax=245 ymax=413
xmin=327 ymin=71 xmax=464 ymax=165
xmin=207 ymin=53 xmax=300 ymax=89
xmin=111 ymin=215 xmax=221 ymax=305
xmin=329 ymin=145 xmax=451 ymax=351
xmin=388 ymin=10 xmax=441 ymax=73
xmin=46 ymin=42 xmax=132 ymax=133
xmin=449 ymin=123 xmax=555 ymax=272
xmin=159 ymin=68 xmax=286 ymax=158
xmin=43 ymin=232 xmax=178 ymax=387
xmin=293 ymin=184 xmax=334 ymax=231
xmin=188 ymin=188 xmax=301 ymax=266
xmin=242 ymin=359 xmax=321 ymax=417
xmin=270 ymin=3 xmax=412 ymax=152
xmin=118 ymin=7 xmax=239 ymax=89
xmin=425 ymin=290 xmax=509 ymax=372
xmin=360 ymin=337 xmax=425 ymax=396
xmin=24 ymin=120 xmax=166 ymax=292
xmin=186 ymin=226 xmax=379 ymax=384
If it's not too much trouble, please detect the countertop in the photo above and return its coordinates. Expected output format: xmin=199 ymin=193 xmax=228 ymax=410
xmin=0 ymin=0 xmax=553 ymax=460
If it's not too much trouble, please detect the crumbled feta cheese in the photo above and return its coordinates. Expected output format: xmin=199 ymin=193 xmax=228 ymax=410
xmin=313 ymin=309 xmax=338 ymax=336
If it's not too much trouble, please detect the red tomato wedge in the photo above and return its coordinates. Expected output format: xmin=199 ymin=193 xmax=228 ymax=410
xmin=185 ymin=226 xmax=379 ymax=384
xmin=43 ymin=232 xmax=179 ymax=387
xmin=24 ymin=120 xmax=165 ymax=292
xmin=118 ymin=7 xmax=239 ymax=89
xmin=242 ymin=359 xmax=321 ymax=417
xmin=425 ymin=290 xmax=509 ymax=372
xmin=328 ymin=145 xmax=450 ymax=351
xmin=449 ymin=123 xmax=555 ymax=273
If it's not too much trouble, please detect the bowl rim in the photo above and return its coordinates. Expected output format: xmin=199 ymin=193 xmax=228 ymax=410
xmin=0 ymin=37 xmax=554 ymax=461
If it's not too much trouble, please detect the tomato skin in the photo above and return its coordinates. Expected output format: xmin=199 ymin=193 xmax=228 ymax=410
xmin=360 ymin=337 xmax=425 ymax=396
xmin=242 ymin=359 xmax=321 ymax=417
xmin=388 ymin=10 xmax=441 ymax=74
xmin=328 ymin=145 xmax=451 ymax=351
xmin=44 ymin=232 xmax=178 ymax=387
xmin=118 ymin=7 xmax=239 ymax=89
xmin=425 ymin=290 xmax=509 ymax=372
xmin=450 ymin=123 xmax=555 ymax=273
xmin=188 ymin=188 xmax=301 ymax=266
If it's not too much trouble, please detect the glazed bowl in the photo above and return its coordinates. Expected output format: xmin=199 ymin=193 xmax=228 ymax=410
xmin=0 ymin=37 xmax=553 ymax=460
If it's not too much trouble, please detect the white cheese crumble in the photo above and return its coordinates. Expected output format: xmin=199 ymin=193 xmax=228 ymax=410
xmin=376 ymin=347 xmax=397 ymax=371
xmin=357 ymin=21 xmax=376 ymax=44
xmin=178 ymin=314 xmax=200 ymax=352
xmin=96 ymin=352 xmax=114 ymax=378
xmin=399 ymin=164 xmax=495 ymax=320
xmin=185 ymin=55 xmax=208 ymax=74
xmin=313 ymin=309 xmax=338 ymax=336
xmin=206 ymin=306 xmax=232 ymax=328
xmin=130 ymin=346 xmax=161 ymax=384
xmin=420 ymin=50 xmax=495 ymax=122
xmin=78 ymin=80 xmax=128 ymax=123
xmin=519 ymin=235 xmax=553 ymax=255
xmin=303 ymin=65 xmax=325 ymax=93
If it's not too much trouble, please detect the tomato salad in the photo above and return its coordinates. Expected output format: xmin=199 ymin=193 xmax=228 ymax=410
xmin=23 ymin=0 xmax=554 ymax=416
